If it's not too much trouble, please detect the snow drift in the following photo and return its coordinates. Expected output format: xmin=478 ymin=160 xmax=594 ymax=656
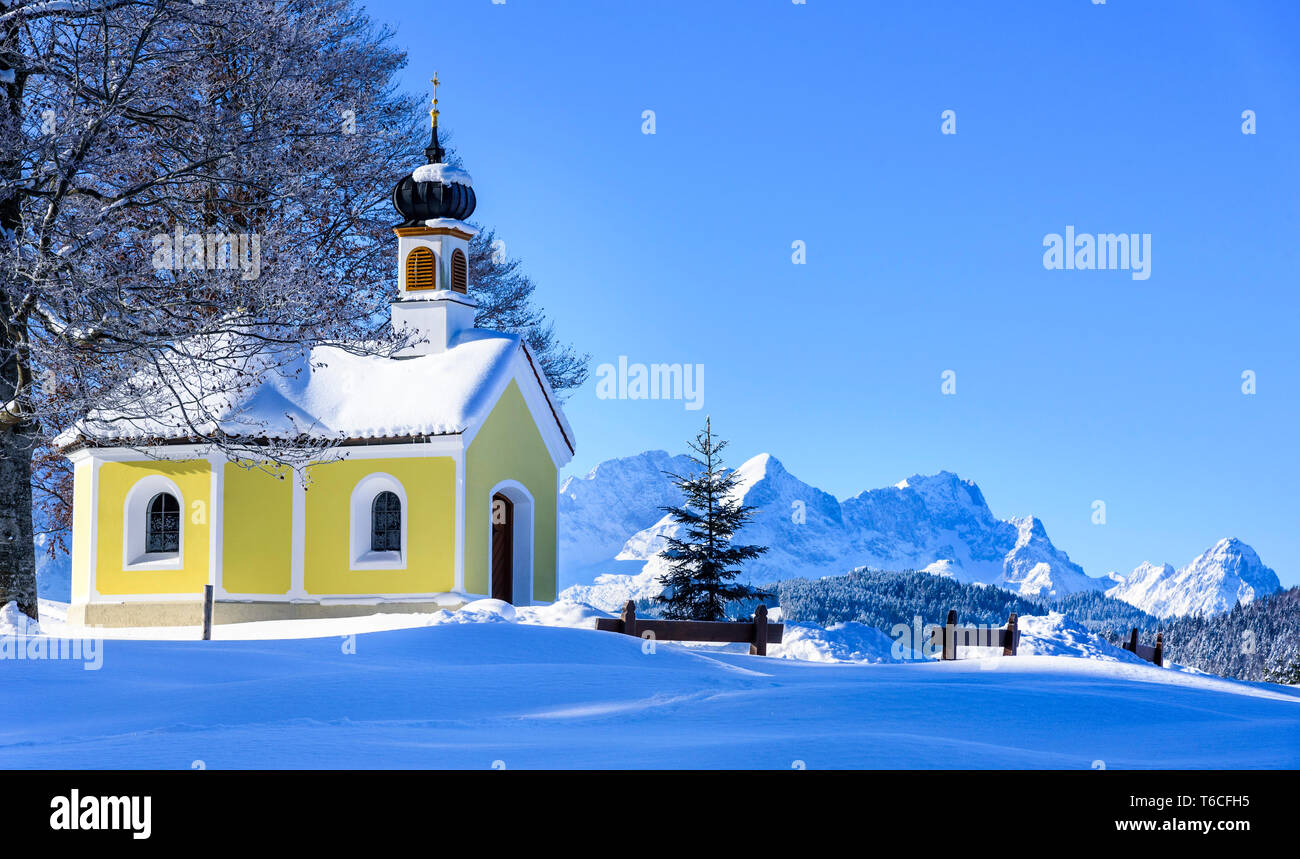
xmin=3 ymin=603 xmax=1296 ymax=769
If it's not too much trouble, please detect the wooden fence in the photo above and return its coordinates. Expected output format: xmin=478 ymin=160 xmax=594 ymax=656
xmin=927 ymin=610 xmax=1020 ymax=660
xmin=1122 ymin=628 xmax=1164 ymax=667
xmin=595 ymin=601 xmax=785 ymax=656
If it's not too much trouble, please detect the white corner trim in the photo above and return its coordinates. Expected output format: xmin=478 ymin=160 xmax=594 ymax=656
xmin=289 ymin=475 xmax=307 ymax=599
xmin=454 ymin=447 xmax=466 ymax=593
xmin=208 ymin=453 xmax=224 ymax=592
xmin=87 ymin=456 xmax=103 ymax=602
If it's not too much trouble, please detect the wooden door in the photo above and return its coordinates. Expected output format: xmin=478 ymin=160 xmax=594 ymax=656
xmin=491 ymin=493 xmax=513 ymax=604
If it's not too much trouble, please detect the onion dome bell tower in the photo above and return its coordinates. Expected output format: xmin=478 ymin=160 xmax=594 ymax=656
xmin=391 ymin=74 xmax=479 ymax=356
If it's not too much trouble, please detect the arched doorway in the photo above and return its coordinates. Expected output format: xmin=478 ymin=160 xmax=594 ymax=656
xmin=487 ymin=481 xmax=534 ymax=605
xmin=490 ymin=493 xmax=513 ymax=603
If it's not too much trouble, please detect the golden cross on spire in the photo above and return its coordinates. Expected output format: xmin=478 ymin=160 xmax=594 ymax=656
xmin=429 ymin=72 xmax=440 ymax=127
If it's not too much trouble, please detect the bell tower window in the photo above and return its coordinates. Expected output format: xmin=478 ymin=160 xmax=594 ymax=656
xmin=450 ymin=249 xmax=468 ymax=294
xmin=405 ymin=246 xmax=436 ymax=291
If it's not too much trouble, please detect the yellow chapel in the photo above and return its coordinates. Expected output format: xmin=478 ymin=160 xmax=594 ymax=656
xmin=56 ymin=90 xmax=575 ymax=627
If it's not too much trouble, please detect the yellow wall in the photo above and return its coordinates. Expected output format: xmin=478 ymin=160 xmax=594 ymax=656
xmin=222 ymin=463 xmax=293 ymax=594
xmin=465 ymin=380 xmax=559 ymax=601
xmin=303 ymin=456 xmax=456 ymax=595
xmin=95 ymin=459 xmax=211 ymax=595
xmin=70 ymin=459 xmax=93 ymax=601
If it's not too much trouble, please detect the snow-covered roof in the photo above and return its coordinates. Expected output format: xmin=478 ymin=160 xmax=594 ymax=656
xmin=411 ymin=163 xmax=473 ymax=187
xmin=61 ymin=328 xmax=574 ymax=453
xmin=422 ymin=217 xmax=478 ymax=235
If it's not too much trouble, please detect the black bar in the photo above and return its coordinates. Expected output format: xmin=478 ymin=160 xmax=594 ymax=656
xmin=7 ymin=770 xmax=1288 ymax=847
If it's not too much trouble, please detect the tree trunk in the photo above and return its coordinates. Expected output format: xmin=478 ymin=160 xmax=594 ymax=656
xmin=0 ymin=5 xmax=36 ymax=620
xmin=0 ymin=420 xmax=38 ymax=620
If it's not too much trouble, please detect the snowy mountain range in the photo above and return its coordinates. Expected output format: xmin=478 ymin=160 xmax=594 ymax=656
xmin=1103 ymin=538 xmax=1282 ymax=618
xmin=558 ymin=450 xmax=1282 ymax=618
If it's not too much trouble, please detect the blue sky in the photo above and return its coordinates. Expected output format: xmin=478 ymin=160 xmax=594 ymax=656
xmin=364 ymin=0 xmax=1299 ymax=585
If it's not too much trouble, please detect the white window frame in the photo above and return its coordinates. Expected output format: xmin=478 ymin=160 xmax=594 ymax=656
xmin=123 ymin=475 xmax=185 ymax=571
xmin=349 ymin=472 xmax=408 ymax=571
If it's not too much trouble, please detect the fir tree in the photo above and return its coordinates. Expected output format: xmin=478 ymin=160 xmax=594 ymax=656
xmin=1264 ymin=657 xmax=1300 ymax=685
xmin=654 ymin=418 xmax=770 ymax=620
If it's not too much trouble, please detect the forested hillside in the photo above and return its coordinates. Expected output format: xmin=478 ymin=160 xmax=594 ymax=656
xmin=1152 ymin=587 xmax=1300 ymax=682
xmin=773 ymin=569 xmax=1299 ymax=684
xmin=775 ymin=567 xmax=1157 ymax=633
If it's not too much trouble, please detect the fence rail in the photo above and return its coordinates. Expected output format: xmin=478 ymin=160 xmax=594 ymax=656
xmin=1122 ymin=628 xmax=1164 ymax=667
xmin=594 ymin=601 xmax=785 ymax=656
xmin=927 ymin=610 xmax=1020 ymax=660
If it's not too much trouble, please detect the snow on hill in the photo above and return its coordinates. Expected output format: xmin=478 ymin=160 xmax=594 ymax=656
xmin=4 ymin=605 xmax=1297 ymax=768
xmin=559 ymin=450 xmax=1283 ymax=618
xmin=1015 ymin=612 xmax=1147 ymax=661
xmin=561 ymin=452 xmax=1104 ymax=610
xmin=1106 ymin=538 xmax=1283 ymax=617
xmin=774 ymin=621 xmax=909 ymax=664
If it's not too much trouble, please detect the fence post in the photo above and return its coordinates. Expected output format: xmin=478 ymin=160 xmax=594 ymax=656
xmin=202 ymin=584 xmax=214 ymax=641
xmin=1004 ymin=612 xmax=1018 ymax=656
xmin=1127 ymin=627 xmax=1138 ymax=654
xmin=943 ymin=609 xmax=957 ymax=661
xmin=751 ymin=604 xmax=768 ymax=656
xmin=621 ymin=600 xmax=637 ymax=638
xmin=1153 ymin=632 xmax=1163 ymax=667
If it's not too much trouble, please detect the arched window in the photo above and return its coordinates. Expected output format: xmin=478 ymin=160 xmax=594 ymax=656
xmin=405 ymin=246 xmax=436 ymax=291
xmin=371 ymin=491 xmax=402 ymax=552
xmin=349 ymin=474 xmax=407 ymax=569
xmin=146 ymin=493 xmax=180 ymax=554
xmin=450 ymin=249 xmax=468 ymax=294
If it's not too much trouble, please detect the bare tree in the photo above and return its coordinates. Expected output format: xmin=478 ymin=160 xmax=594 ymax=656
xmin=0 ymin=0 xmax=583 ymax=620
xmin=469 ymin=226 xmax=589 ymax=395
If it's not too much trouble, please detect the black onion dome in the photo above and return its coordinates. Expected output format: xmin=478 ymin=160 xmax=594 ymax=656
xmin=392 ymin=125 xmax=477 ymax=225
xmin=393 ymin=175 xmax=476 ymax=224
